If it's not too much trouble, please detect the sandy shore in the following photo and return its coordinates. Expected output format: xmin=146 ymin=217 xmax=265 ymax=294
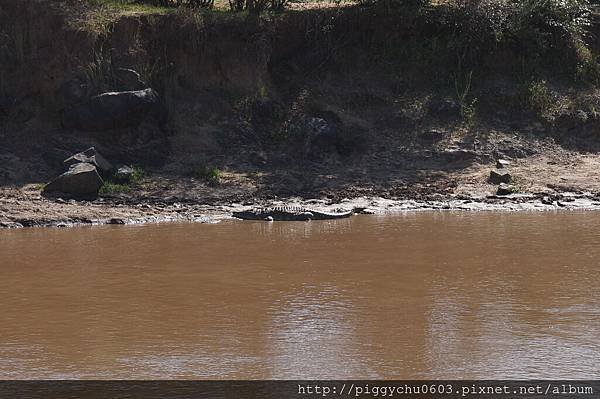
xmin=2 ymin=185 xmax=599 ymax=229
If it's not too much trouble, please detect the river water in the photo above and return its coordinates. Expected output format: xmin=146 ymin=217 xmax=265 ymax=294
xmin=1 ymin=212 xmax=599 ymax=379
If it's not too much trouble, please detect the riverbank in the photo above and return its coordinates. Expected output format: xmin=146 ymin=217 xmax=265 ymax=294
xmin=3 ymin=1 xmax=600 ymax=227
xmin=2 ymin=190 xmax=600 ymax=228
xmin=3 ymin=139 xmax=600 ymax=228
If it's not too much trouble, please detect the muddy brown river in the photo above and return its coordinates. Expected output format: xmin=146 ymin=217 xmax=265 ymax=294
xmin=1 ymin=212 xmax=599 ymax=379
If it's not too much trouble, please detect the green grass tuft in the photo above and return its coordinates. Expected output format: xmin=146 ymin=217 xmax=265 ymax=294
xmin=99 ymin=181 xmax=132 ymax=195
xmin=195 ymin=166 xmax=222 ymax=185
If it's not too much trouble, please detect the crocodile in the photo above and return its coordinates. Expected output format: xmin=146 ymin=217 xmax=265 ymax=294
xmin=232 ymin=206 xmax=353 ymax=221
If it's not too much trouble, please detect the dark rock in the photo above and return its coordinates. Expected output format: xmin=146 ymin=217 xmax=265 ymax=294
xmin=497 ymin=183 xmax=517 ymax=196
xmin=488 ymin=169 xmax=512 ymax=184
xmin=62 ymin=88 xmax=167 ymax=131
xmin=420 ymin=129 xmax=445 ymax=143
xmin=43 ymin=163 xmax=104 ymax=200
xmin=114 ymin=68 xmax=145 ymax=91
xmin=113 ymin=165 xmax=134 ymax=183
xmin=353 ymin=207 xmax=376 ymax=215
xmin=108 ymin=218 xmax=126 ymax=225
xmin=496 ymin=159 xmax=511 ymax=169
xmin=541 ymin=196 xmax=553 ymax=205
xmin=64 ymin=147 xmax=113 ymax=176
xmin=429 ymin=97 xmax=460 ymax=119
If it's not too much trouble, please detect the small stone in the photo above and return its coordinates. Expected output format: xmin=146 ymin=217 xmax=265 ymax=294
xmin=489 ymin=170 xmax=512 ymax=185
xmin=264 ymin=216 xmax=274 ymax=222
xmin=496 ymin=159 xmax=511 ymax=169
xmin=497 ymin=183 xmax=517 ymax=196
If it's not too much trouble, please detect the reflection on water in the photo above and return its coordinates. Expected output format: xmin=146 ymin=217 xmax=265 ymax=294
xmin=1 ymin=212 xmax=600 ymax=378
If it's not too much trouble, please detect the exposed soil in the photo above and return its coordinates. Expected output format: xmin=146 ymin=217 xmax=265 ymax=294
xmin=3 ymin=130 xmax=600 ymax=228
xmin=3 ymin=1 xmax=600 ymax=228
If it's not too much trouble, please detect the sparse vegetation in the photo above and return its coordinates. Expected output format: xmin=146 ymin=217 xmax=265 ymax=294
xmin=522 ymin=79 xmax=554 ymax=117
xmin=99 ymin=167 xmax=145 ymax=196
xmin=99 ymin=181 xmax=131 ymax=195
xmin=130 ymin=167 xmax=146 ymax=184
xmin=454 ymin=69 xmax=477 ymax=125
xmin=195 ymin=166 xmax=222 ymax=185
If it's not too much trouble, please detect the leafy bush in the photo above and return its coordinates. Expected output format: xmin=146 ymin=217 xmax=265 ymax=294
xmin=510 ymin=0 xmax=591 ymax=42
xmin=431 ymin=0 xmax=595 ymax=85
xmin=505 ymin=0 xmax=591 ymax=72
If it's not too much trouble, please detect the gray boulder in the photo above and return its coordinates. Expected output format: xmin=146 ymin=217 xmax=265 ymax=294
xmin=64 ymin=147 xmax=113 ymax=176
xmin=43 ymin=163 xmax=104 ymax=200
xmin=62 ymin=88 xmax=167 ymax=131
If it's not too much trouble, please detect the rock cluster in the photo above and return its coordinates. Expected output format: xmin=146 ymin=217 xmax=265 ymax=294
xmin=488 ymin=159 xmax=518 ymax=195
xmin=43 ymin=147 xmax=112 ymax=200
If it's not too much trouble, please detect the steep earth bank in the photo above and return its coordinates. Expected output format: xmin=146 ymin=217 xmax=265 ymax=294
xmin=2 ymin=0 xmax=600 ymax=227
